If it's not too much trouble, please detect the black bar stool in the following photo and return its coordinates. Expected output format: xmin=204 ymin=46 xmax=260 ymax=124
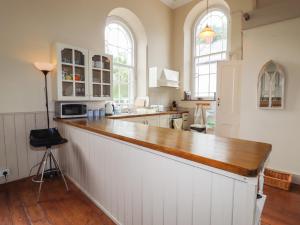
xmin=29 ymin=128 xmax=69 ymax=201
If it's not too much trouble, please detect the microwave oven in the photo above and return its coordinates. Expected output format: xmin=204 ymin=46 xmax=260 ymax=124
xmin=55 ymin=102 xmax=87 ymax=119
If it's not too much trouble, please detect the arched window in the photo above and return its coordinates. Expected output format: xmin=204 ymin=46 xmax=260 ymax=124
xmin=193 ymin=10 xmax=228 ymax=98
xmin=105 ymin=20 xmax=135 ymax=105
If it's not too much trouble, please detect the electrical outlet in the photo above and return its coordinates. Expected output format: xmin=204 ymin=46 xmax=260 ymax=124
xmin=0 ymin=169 xmax=10 ymax=178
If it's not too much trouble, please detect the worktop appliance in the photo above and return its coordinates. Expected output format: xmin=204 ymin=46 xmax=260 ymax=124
xmin=55 ymin=102 xmax=87 ymax=119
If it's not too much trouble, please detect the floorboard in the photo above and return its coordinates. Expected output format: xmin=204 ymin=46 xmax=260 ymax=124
xmin=261 ymin=184 xmax=300 ymax=225
xmin=0 ymin=177 xmax=115 ymax=225
xmin=0 ymin=177 xmax=299 ymax=225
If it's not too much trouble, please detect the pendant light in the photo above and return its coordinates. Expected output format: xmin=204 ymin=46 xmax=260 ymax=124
xmin=199 ymin=0 xmax=216 ymax=44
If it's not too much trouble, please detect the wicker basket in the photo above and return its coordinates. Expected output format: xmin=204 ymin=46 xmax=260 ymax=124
xmin=264 ymin=169 xmax=292 ymax=191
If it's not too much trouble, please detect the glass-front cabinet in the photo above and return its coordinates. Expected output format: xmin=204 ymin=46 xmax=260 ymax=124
xmin=89 ymin=51 xmax=112 ymax=100
xmin=56 ymin=44 xmax=89 ymax=100
xmin=54 ymin=43 xmax=113 ymax=101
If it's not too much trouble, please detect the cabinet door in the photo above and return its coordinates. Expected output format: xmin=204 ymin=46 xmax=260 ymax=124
xmin=159 ymin=115 xmax=171 ymax=128
xmin=121 ymin=117 xmax=145 ymax=124
xmin=56 ymin=43 xmax=89 ymax=101
xmin=89 ymin=51 xmax=113 ymax=101
xmin=121 ymin=116 xmax=160 ymax=126
xmin=144 ymin=116 xmax=159 ymax=127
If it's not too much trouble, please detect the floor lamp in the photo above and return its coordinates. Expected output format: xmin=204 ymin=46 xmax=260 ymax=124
xmin=33 ymin=62 xmax=54 ymax=128
xmin=31 ymin=62 xmax=69 ymax=201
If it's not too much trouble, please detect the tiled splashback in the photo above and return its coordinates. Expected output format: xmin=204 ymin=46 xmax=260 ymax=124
xmin=85 ymin=101 xmax=106 ymax=109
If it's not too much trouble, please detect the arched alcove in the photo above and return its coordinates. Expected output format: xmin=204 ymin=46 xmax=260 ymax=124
xmin=106 ymin=8 xmax=148 ymax=98
xmin=182 ymin=0 xmax=230 ymax=95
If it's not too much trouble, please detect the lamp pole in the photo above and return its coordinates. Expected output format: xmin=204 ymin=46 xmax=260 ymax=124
xmin=42 ymin=70 xmax=50 ymax=129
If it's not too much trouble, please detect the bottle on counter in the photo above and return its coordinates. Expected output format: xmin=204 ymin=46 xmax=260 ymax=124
xmin=99 ymin=108 xmax=105 ymax=118
xmin=171 ymin=101 xmax=177 ymax=111
xmin=87 ymin=110 xmax=93 ymax=120
xmin=93 ymin=109 xmax=100 ymax=120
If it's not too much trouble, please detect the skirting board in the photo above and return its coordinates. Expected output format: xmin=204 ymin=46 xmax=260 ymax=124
xmin=65 ymin=175 xmax=121 ymax=225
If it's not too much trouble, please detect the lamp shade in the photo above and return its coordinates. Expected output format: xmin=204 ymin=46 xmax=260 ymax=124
xmin=34 ymin=62 xmax=54 ymax=72
xmin=199 ymin=25 xmax=216 ymax=44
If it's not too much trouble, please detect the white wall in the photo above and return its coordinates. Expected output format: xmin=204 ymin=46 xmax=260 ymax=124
xmin=243 ymin=0 xmax=300 ymax=30
xmin=0 ymin=0 xmax=173 ymax=113
xmin=257 ymin=0 xmax=281 ymax=8
xmin=240 ymin=17 xmax=300 ymax=177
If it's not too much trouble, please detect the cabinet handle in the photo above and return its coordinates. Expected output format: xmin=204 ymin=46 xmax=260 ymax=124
xmin=217 ymin=98 xmax=220 ymax=107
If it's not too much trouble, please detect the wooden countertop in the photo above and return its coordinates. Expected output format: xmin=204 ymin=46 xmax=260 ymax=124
xmin=55 ymin=118 xmax=271 ymax=177
xmin=107 ymin=111 xmax=188 ymax=119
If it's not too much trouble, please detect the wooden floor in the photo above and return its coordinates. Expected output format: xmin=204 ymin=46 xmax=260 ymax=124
xmin=0 ymin=177 xmax=299 ymax=225
xmin=262 ymin=184 xmax=300 ymax=225
xmin=0 ymin=177 xmax=115 ymax=225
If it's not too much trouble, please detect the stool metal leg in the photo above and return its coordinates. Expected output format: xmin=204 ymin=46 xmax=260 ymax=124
xmin=30 ymin=148 xmax=69 ymax=202
xmin=50 ymin=152 xmax=69 ymax=191
xmin=37 ymin=149 xmax=49 ymax=202
xmin=29 ymin=150 xmax=47 ymax=178
xmin=36 ymin=151 xmax=48 ymax=177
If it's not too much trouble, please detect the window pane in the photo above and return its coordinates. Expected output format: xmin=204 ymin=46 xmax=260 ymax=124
xmin=113 ymin=83 xmax=119 ymax=101
xmin=222 ymin=53 xmax=227 ymax=60
xmin=198 ymin=43 xmax=210 ymax=56
xmin=120 ymin=84 xmax=129 ymax=98
xmin=193 ymin=10 xmax=227 ymax=98
xmin=210 ymin=63 xmax=217 ymax=74
xmin=114 ymin=50 xmax=128 ymax=65
xmin=211 ymin=39 xmax=223 ymax=54
xmin=210 ymin=74 xmax=217 ymax=93
xmin=222 ymin=39 xmax=227 ymax=52
xmin=105 ymin=21 xmax=135 ymax=104
xmin=198 ymin=75 xmax=209 ymax=94
xmin=120 ymin=68 xmax=129 ymax=83
xmin=196 ymin=63 xmax=209 ymax=75
xmin=113 ymin=68 xmax=119 ymax=83
xmin=114 ymin=65 xmax=129 ymax=83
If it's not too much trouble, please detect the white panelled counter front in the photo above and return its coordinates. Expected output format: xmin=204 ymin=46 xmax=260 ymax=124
xmin=56 ymin=118 xmax=271 ymax=225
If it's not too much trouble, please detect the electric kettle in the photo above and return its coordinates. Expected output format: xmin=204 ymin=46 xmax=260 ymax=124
xmin=105 ymin=102 xmax=114 ymax=116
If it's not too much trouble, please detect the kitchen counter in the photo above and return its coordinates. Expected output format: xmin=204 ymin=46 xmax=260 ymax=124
xmin=106 ymin=110 xmax=188 ymax=119
xmin=55 ymin=118 xmax=271 ymax=177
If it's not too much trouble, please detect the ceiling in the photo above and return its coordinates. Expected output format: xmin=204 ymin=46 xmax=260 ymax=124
xmin=160 ymin=0 xmax=194 ymax=9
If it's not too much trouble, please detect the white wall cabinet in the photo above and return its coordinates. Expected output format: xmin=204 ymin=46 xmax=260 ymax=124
xmin=129 ymin=116 xmax=160 ymax=126
xmin=53 ymin=43 xmax=113 ymax=101
xmin=146 ymin=116 xmax=160 ymax=126
xmin=159 ymin=115 xmax=171 ymax=128
xmin=121 ymin=117 xmax=147 ymax=124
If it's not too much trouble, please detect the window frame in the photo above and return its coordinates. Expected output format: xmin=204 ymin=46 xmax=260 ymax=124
xmin=105 ymin=16 xmax=137 ymax=105
xmin=191 ymin=7 xmax=230 ymax=99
